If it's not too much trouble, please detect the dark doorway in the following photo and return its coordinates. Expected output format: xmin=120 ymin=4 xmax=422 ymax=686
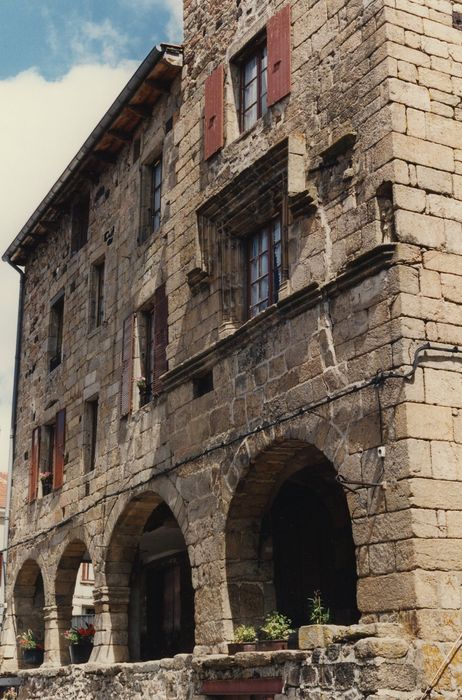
xmin=271 ymin=464 xmax=359 ymax=626
xmin=131 ymin=503 xmax=195 ymax=661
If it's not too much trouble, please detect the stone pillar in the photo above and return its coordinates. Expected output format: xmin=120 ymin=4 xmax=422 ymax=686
xmin=91 ymin=586 xmax=130 ymax=663
xmin=193 ymin=565 xmax=231 ymax=655
xmin=44 ymin=603 xmax=73 ymax=666
xmin=0 ymin=609 xmax=19 ymax=671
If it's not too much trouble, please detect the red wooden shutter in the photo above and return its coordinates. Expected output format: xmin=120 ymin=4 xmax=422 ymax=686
xmin=120 ymin=314 xmax=135 ymax=417
xmin=152 ymin=284 xmax=168 ymax=395
xmin=29 ymin=427 xmax=40 ymax=503
xmin=204 ymin=65 xmax=224 ymax=160
xmin=267 ymin=4 xmax=292 ymax=107
xmin=54 ymin=408 xmax=66 ymax=489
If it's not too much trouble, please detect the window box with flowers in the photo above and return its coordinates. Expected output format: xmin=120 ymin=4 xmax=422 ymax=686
xmin=63 ymin=623 xmax=95 ymax=664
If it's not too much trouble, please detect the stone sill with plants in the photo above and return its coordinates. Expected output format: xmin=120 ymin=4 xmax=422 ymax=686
xmin=228 ymin=591 xmax=330 ymax=654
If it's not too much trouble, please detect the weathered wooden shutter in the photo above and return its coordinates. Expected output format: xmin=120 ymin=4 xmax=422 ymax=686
xmin=267 ymin=4 xmax=292 ymax=107
xmin=54 ymin=408 xmax=66 ymax=489
xmin=152 ymin=284 xmax=168 ymax=395
xmin=29 ymin=427 xmax=40 ymax=503
xmin=120 ymin=314 xmax=135 ymax=417
xmin=204 ymin=65 xmax=225 ymax=160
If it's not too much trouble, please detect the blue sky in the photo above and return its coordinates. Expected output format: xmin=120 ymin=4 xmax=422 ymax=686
xmin=0 ymin=0 xmax=182 ymax=471
xmin=0 ymin=0 xmax=181 ymax=79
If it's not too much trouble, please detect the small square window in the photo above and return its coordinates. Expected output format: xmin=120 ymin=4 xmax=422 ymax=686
xmin=247 ymin=218 xmax=282 ymax=318
xmin=240 ymin=42 xmax=267 ymax=132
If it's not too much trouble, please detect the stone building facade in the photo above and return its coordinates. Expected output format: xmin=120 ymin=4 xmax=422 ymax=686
xmin=2 ymin=0 xmax=462 ymax=697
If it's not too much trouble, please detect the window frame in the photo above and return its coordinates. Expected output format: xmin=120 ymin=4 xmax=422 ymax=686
xmin=246 ymin=216 xmax=282 ymax=319
xmin=49 ymin=293 xmax=65 ymax=372
xmin=239 ymin=36 xmax=268 ymax=133
xmin=139 ymin=155 xmax=163 ymax=244
xmin=70 ymin=191 xmax=90 ymax=253
xmin=90 ymin=260 xmax=105 ymax=331
xmin=84 ymin=398 xmax=99 ymax=472
xmin=150 ymin=158 xmax=163 ymax=234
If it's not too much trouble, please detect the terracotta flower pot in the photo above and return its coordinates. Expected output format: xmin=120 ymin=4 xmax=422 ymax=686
xmin=23 ymin=647 xmax=44 ymax=666
xmin=69 ymin=642 xmax=93 ymax=664
xmin=256 ymin=639 xmax=288 ymax=651
xmin=228 ymin=641 xmax=257 ymax=654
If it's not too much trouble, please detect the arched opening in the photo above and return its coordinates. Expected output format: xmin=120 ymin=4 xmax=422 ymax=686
xmin=55 ymin=540 xmax=95 ymax=665
xmin=106 ymin=492 xmax=195 ymax=661
xmin=226 ymin=440 xmax=359 ymax=632
xmin=13 ymin=560 xmax=45 ymax=668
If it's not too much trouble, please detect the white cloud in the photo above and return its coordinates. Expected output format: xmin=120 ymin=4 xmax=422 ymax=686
xmin=70 ymin=19 xmax=131 ymax=66
xmin=0 ymin=61 xmax=137 ymax=470
xmin=119 ymin=0 xmax=183 ymax=43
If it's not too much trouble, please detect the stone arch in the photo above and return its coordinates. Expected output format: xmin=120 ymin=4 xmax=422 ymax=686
xmin=102 ymin=476 xmax=188 ymax=551
xmin=224 ymin=432 xmax=359 ymax=636
xmin=13 ymin=559 xmax=46 ymax=668
xmin=98 ymin=487 xmax=194 ymax=663
xmin=54 ymin=537 xmax=95 ymax=665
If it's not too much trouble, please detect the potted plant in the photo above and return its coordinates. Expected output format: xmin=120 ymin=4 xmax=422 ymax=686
xmin=17 ymin=629 xmax=44 ymax=665
xmin=308 ymin=590 xmax=330 ymax=625
xmin=40 ymin=471 xmax=53 ymax=496
xmin=228 ymin=624 xmax=257 ymax=654
xmin=257 ymin=611 xmax=293 ymax=651
xmin=63 ymin=623 xmax=95 ymax=664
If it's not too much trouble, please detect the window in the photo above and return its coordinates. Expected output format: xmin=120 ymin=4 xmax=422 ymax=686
xmin=248 ymin=218 xmax=282 ymax=318
xmin=81 ymin=562 xmax=95 ymax=584
xmin=84 ymin=399 xmax=98 ymax=472
xmin=90 ymin=261 xmax=105 ymax=330
xmin=49 ymin=294 xmax=64 ymax=372
xmin=139 ymin=157 xmax=163 ymax=243
xmin=29 ymin=408 xmax=66 ymax=502
xmin=150 ymin=160 xmax=162 ymax=233
xmin=137 ymin=284 xmax=169 ymax=408
xmin=71 ymin=192 xmax=90 ymax=252
xmin=240 ymin=42 xmax=268 ymax=132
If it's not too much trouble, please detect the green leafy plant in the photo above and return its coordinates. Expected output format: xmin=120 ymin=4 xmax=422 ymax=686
xmin=234 ymin=624 xmax=257 ymax=643
xmin=17 ymin=629 xmax=42 ymax=650
xmin=308 ymin=590 xmax=330 ymax=625
xmin=259 ymin=611 xmax=293 ymax=641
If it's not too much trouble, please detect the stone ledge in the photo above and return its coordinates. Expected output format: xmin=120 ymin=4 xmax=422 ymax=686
xmin=298 ymin=622 xmax=408 ymax=650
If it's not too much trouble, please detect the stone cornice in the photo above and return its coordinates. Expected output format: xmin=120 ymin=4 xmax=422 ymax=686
xmin=163 ymin=244 xmax=397 ymax=391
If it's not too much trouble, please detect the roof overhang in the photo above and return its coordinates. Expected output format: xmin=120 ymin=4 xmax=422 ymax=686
xmin=3 ymin=43 xmax=183 ymax=266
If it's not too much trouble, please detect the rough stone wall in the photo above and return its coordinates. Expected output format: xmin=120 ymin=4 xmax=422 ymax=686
xmin=13 ymin=632 xmax=462 ymax=700
xmin=2 ymin=0 xmax=462 ymax=686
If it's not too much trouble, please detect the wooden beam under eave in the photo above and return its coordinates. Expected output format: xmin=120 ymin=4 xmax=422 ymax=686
xmin=92 ymin=151 xmax=118 ymax=165
xmin=108 ymin=128 xmax=132 ymax=143
xmin=40 ymin=220 xmax=60 ymax=233
xmin=145 ymin=78 xmax=171 ymax=94
xmin=126 ymin=103 xmax=152 ymax=119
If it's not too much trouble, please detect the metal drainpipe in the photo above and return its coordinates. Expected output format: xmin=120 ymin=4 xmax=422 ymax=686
xmin=1 ymin=261 xmax=25 ymax=626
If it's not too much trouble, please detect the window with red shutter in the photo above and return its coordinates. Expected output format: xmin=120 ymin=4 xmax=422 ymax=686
xmin=29 ymin=427 xmax=40 ymax=503
xmin=204 ymin=65 xmax=225 ymax=160
xmin=120 ymin=315 xmax=135 ymax=417
xmin=54 ymin=408 xmax=66 ymax=490
xmin=267 ymin=4 xmax=292 ymax=107
xmin=136 ymin=284 xmax=169 ymax=405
